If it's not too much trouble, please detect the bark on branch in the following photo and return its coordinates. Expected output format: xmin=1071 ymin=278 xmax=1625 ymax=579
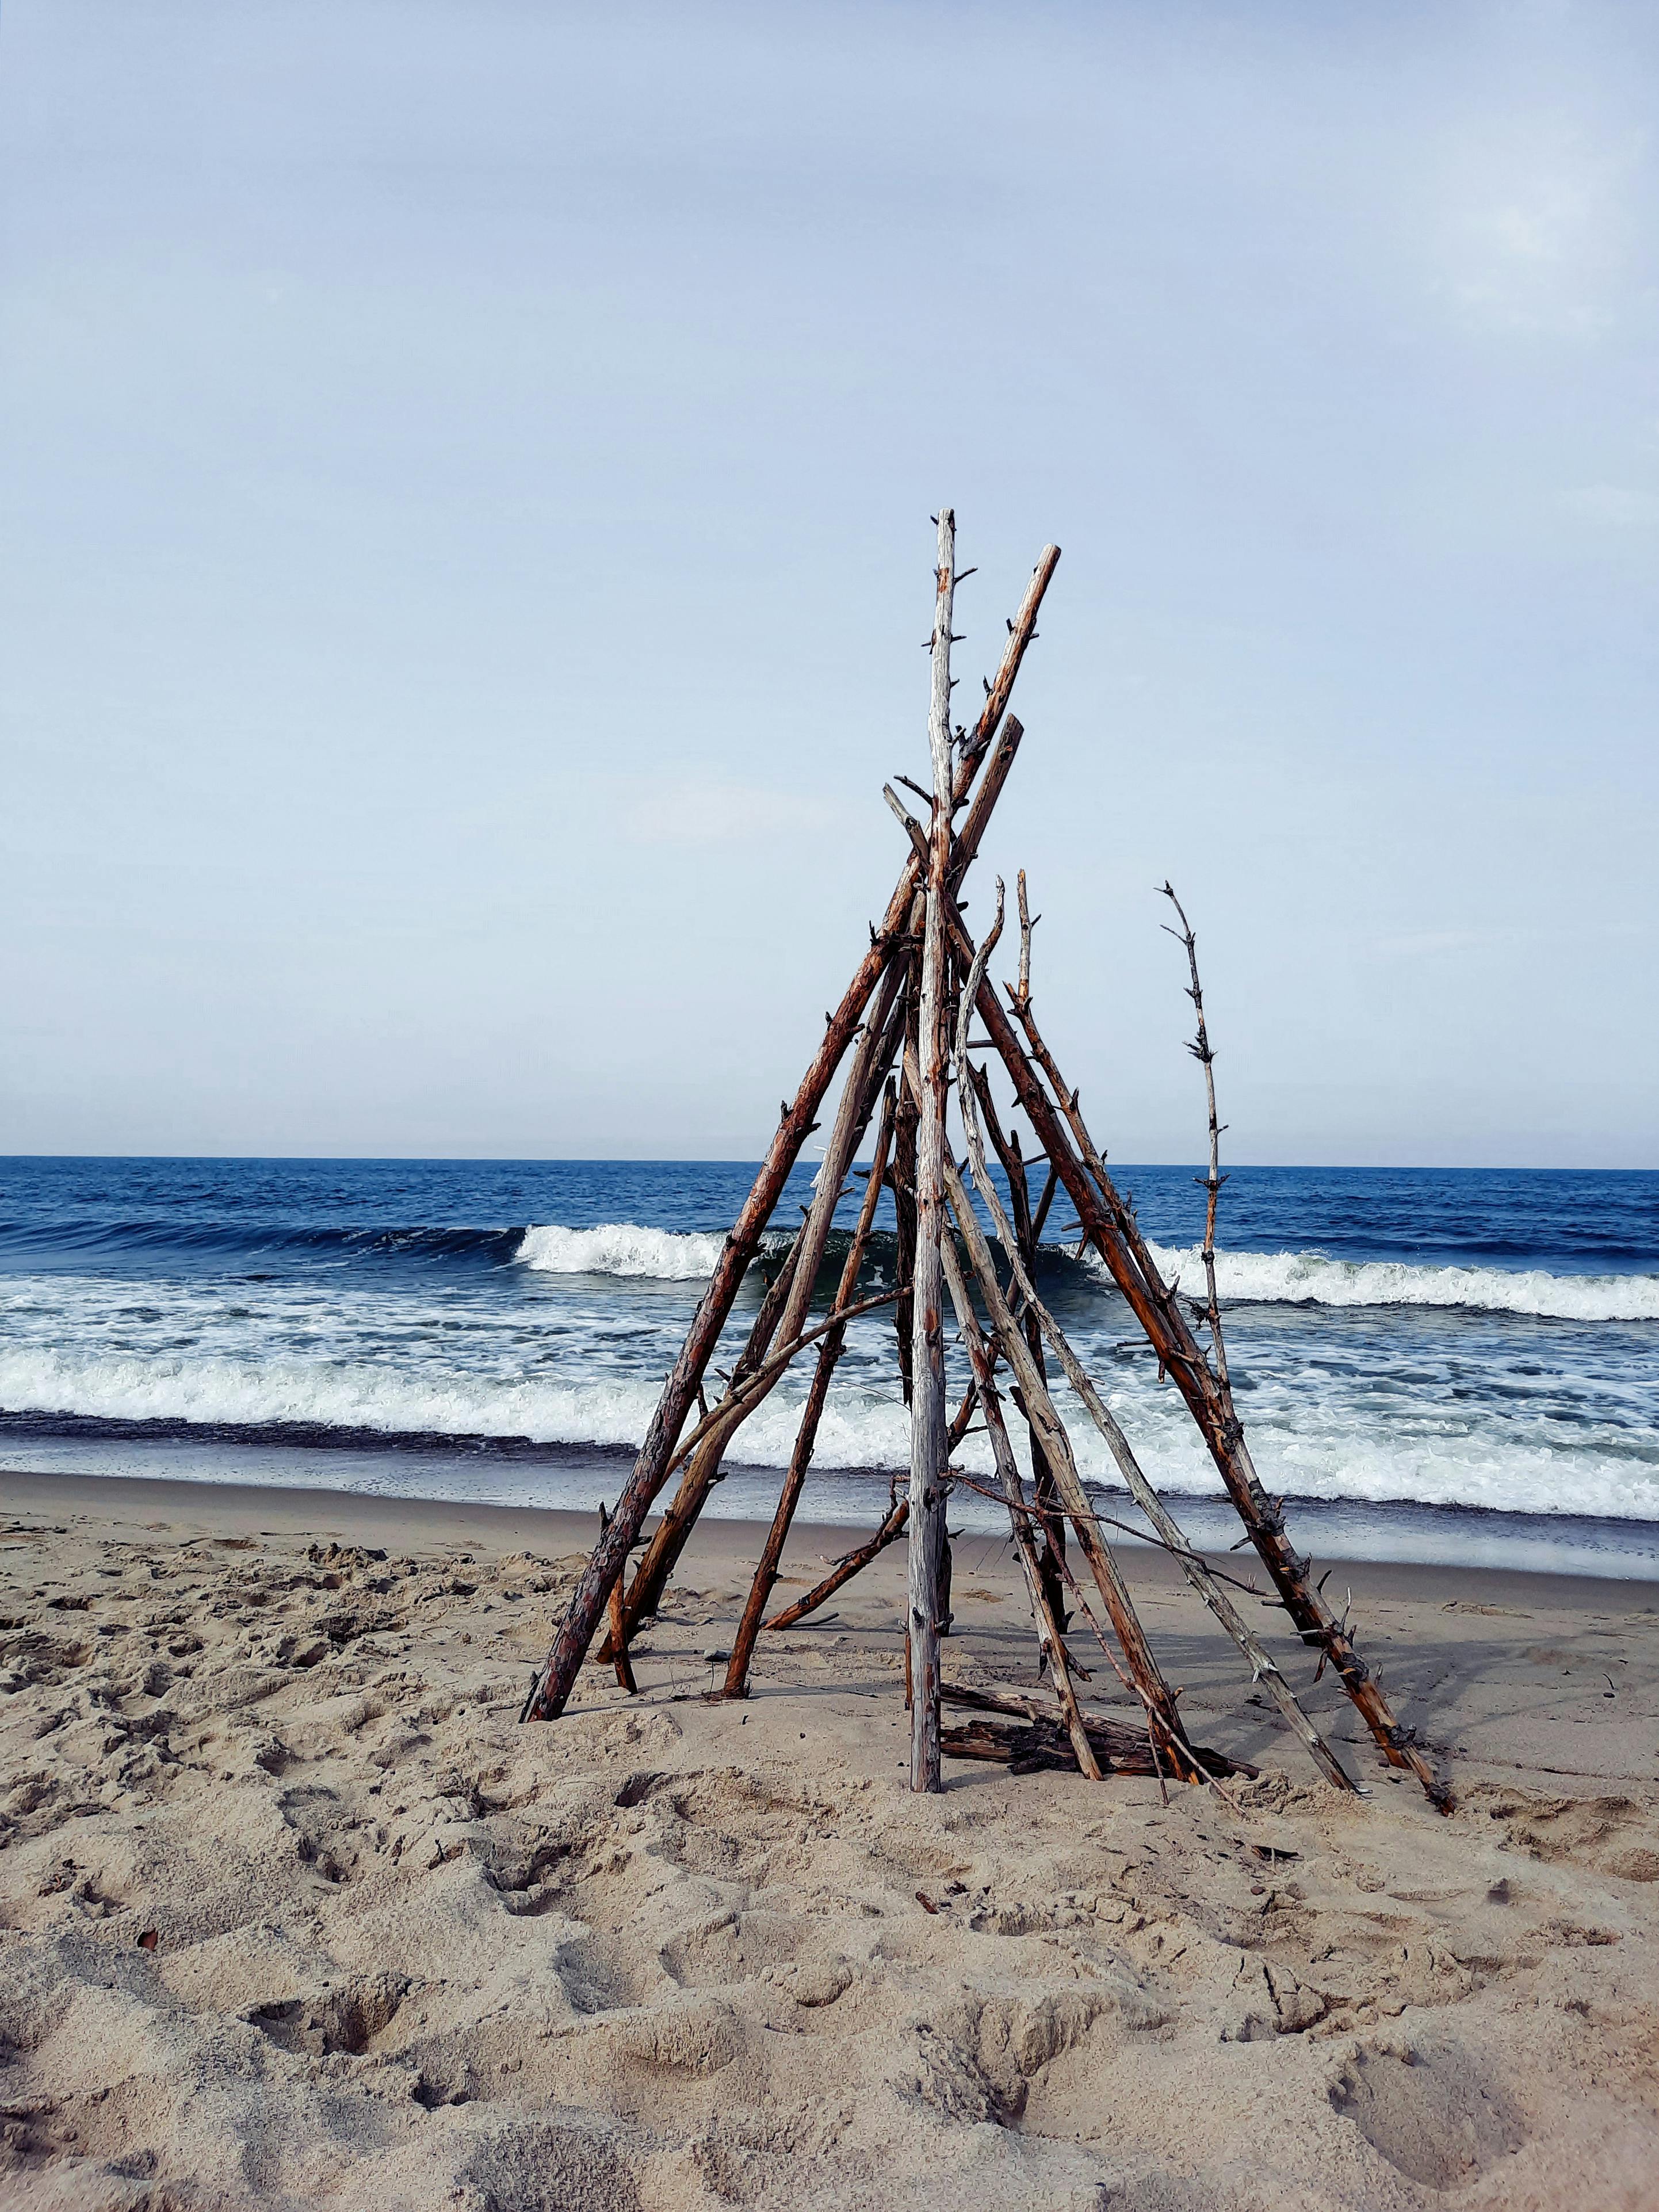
xmin=953 ymin=901 xmax=1356 ymax=1793
xmin=949 ymin=893 xmax=1448 ymax=1806
xmin=907 ymin=506 xmax=957 ymax=1794
xmin=723 ymin=1084 xmax=897 ymax=1698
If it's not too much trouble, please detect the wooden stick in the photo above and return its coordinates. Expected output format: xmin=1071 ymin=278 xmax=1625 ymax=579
xmin=939 ymin=1235 xmax=1100 ymax=1778
xmin=591 ymin=1235 xmax=805 ymax=1660
xmin=610 ymin=958 xmax=910 ymax=1649
xmin=1015 ymin=867 xmax=1037 ymax=1010
xmin=939 ymin=1699 xmax=1256 ymax=1781
xmin=990 ymin=1290 xmax=1355 ymax=1791
xmin=960 ymin=547 xmax=1059 ymax=774
xmin=890 ymin=965 xmax=921 ymax=1409
xmin=723 ymin=1087 xmax=897 ymax=1697
xmin=953 ymin=901 xmax=1448 ymax=1806
xmin=907 ymin=509 xmax=956 ymax=1793
xmin=584 ymin=1279 xmax=899 ymax=1667
xmin=934 ymin=1139 xmax=1202 ymax=1781
xmin=608 ymin=1578 xmax=637 ymax=1693
xmin=761 ymin=1382 xmax=977 ymax=1631
xmin=964 ymin=1057 xmax=1068 ymax=1632
xmin=951 ymin=975 xmax=1357 ymax=1792
xmin=522 ymin=543 xmax=1060 ymax=1725
xmin=651 ymin=1291 xmax=898 ymax=1479
xmin=779 ymin=960 xmax=908 ymax=1351
xmin=1159 ymin=885 xmax=1231 ymax=1389
xmin=595 ymin=1506 xmax=637 ymax=1694
xmin=763 ymin=1499 xmax=908 ymax=1631
xmin=884 ymin=784 xmax=930 ymax=868
xmin=936 ymin=1146 xmax=1198 ymax=1775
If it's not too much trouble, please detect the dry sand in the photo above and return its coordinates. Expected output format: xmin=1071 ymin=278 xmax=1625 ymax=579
xmin=1 ymin=1468 xmax=1656 ymax=2211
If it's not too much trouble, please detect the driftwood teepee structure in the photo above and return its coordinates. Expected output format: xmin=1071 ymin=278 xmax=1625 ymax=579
xmin=522 ymin=516 xmax=1448 ymax=1812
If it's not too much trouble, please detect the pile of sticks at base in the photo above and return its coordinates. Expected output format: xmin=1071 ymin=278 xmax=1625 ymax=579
xmin=521 ymin=513 xmax=1450 ymax=1813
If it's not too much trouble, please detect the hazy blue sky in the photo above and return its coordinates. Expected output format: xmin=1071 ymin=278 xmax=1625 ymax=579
xmin=3 ymin=2 xmax=1655 ymax=1164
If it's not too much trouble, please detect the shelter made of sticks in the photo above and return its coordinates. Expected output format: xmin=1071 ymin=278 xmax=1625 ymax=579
xmin=522 ymin=515 xmax=1448 ymax=1813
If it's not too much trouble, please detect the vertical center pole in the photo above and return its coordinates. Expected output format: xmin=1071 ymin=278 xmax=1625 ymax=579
xmin=908 ymin=508 xmax=955 ymax=1794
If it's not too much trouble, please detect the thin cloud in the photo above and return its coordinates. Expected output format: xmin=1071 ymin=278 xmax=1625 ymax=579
xmin=625 ymin=776 xmax=842 ymax=847
xmin=1565 ymin=484 xmax=1659 ymax=527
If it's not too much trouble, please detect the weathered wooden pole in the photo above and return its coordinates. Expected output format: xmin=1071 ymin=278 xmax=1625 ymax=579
xmin=723 ymin=1085 xmax=897 ymax=1698
xmin=595 ymin=1505 xmax=637 ymax=1694
xmin=936 ymin=1124 xmax=1203 ymax=1780
xmin=964 ymin=1059 xmax=1069 ymax=1629
xmin=907 ymin=507 xmax=957 ymax=1794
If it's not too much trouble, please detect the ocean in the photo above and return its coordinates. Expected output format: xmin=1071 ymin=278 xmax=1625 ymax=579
xmin=2 ymin=1157 xmax=1656 ymax=1580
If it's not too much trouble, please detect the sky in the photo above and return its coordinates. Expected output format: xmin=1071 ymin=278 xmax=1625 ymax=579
xmin=2 ymin=1 xmax=1656 ymax=1166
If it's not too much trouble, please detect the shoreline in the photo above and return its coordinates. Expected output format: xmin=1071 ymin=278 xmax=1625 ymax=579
xmin=6 ymin=1451 xmax=1654 ymax=1592
xmin=6 ymin=1464 xmax=1658 ymax=1612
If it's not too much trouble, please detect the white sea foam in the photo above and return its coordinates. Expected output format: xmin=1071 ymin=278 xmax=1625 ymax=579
xmin=1077 ymin=1380 xmax=1659 ymax=1523
xmin=0 ymin=1344 xmax=671 ymax=1451
xmin=515 ymin=1222 xmax=728 ymax=1279
xmin=513 ymin=1220 xmax=1659 ymax=1318
xmin=0 ymin=1342 xmax=915 ymax=1475
xmin=4 ymin=1340 xmax=1657 ymax=1523
xmin=1124 ymin=1242 xmax=1659 ymax=1322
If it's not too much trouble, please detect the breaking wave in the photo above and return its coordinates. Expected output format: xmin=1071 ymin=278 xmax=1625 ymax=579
xmin=0 ymin=1343 xmax=671 ymax=1452
xmin=1131 ymin=1243 xmax=1659 ymax=1322
xmin=0 ymin=1218 xmax=526 ymax=1266
xmin=515 ymin=1222 xmax=731 ymax=1278
xmin=510 ymin=1216 xmax=1659 ymax=1320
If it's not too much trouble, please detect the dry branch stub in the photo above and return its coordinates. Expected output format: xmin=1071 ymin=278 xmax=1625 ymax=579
xmin=519 ymin=509 xmax=1450 ymax=1823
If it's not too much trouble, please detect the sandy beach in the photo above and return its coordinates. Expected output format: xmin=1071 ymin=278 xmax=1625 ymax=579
xmin=0 ymin=1469 xmax=1652 ymax=2209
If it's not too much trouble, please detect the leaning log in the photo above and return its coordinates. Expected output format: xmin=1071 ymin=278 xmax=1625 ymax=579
xmin=762 ymin=1500 xmax=908 ymax=1632
xmin=610 ymin=954 xmax=909 ymax=1647
xmin=760 ymin=1383 xmax=979 ymax=1632
xmin=935 ymin=1121 xmax=1206 ymax=1783
xmin=723 ymin=1086 xmax=897 ymax=1697
xmin=939 ymin=1686 xmax=1256 ymax=1781
xmin=950 ymin=929 xmax=1358 ymax=1795
xmin=963 ymin=1058 xmax=1069 ymax=1630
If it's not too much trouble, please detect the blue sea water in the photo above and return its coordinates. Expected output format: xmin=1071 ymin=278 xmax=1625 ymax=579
xmin=2 ymin=1157 xmax=1656 ymax=1579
